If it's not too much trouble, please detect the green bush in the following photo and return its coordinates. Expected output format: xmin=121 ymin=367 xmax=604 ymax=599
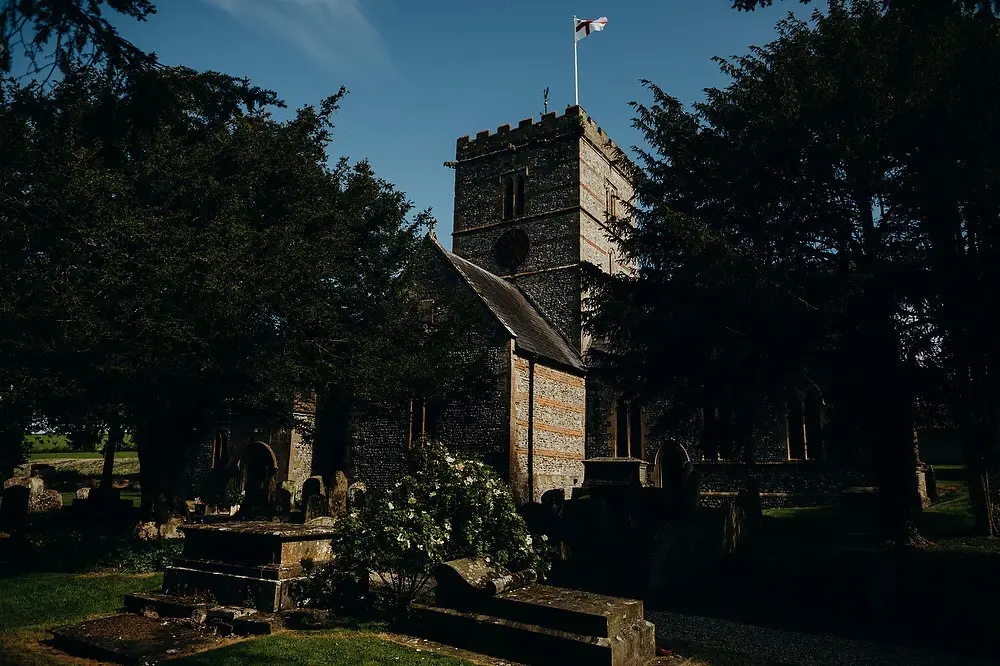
xmin=308 ymin=441 xmax=548 ymax=616
xmin=6 ymin=523 xmax=182 ymax=574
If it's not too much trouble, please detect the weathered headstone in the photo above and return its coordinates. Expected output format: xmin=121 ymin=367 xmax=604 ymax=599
xmin=347 ymin=482 xmax=367 ymax=512
xmin=925 ymin=464 xmax=938 ymax=503
xmin=0 ymin=485 xmax=29 ymax=528
xmin=681 ymin=463 xmax=701 ymax=516
xmin=305 ymin=493 xmax=329 ymax=522
xmin=135 ymin=515 xmax=184 ymax=541
xmin=274 ymin=488 xmax=292 ymax=516
xmin=329 ymin=471 xmax=348 ymax=518
xmin=916 ymin=463 xmax=932 ymax=507
xmin=301 ymin=477 xmax=324 ymax=511
xmin=30 ymin=463 xmax=56 ymax=481
xmin=29 ymin=488 xmax=62 ymax=514
xmin=4 ymin=476 xmax=45 ymax=495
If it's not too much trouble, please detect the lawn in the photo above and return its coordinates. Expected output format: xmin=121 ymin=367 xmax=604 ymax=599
xmin=0 ymin=572 xmax=473 ymax=665
xmin=0 ymin=572 xmax=163 ymax=633
xmin=173 ymin=633 xmax=473 ymax=665
xmin=655 ymin=465 xmax=1000 ymax=661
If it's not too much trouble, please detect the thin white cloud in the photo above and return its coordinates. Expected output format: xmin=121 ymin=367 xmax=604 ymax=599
xmin=203 ymin=0 xmax=390 ymax=76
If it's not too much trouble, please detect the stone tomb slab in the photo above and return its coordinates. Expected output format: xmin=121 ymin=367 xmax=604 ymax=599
xmin=177 ymin=521 xmax=336 ymax=567
xmin=414 ymin=557 xmax=655 ymax=665
xmin=162 ymin=521 xmax=335 ymax=613
xmin=49 ymin=614 xmax=227 ymax=664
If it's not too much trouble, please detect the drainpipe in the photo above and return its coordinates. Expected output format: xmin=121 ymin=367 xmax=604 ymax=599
xmin=527 ymin=355 xmax=536 ymax=503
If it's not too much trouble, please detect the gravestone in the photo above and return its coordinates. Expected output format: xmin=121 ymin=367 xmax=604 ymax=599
xmin=414 ymin=557 xmax=655 ymax=666
xmin=347 ymin=482 xmax=367 ymax=511
xmin=305 ymin=494 xmax=329 ymax=522
xmin=30 ymin=463 xmax=56 ymax=482
xmin=29 ymin=489 xmax=63 ymax=513
xmin=274 ymin=488 xmax=292 ymax=516
xmin=4 ymin=476 xmax=44 ymax=495
xmin=329 ymin=471 xmax=348 ymax=518
xmin=0 ymin=485 xmax=29 ymax=528
xmin=301 ymin=477 xmax=324 ymax=511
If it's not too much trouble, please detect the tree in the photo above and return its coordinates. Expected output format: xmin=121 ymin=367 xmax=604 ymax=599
xmin=1 ymin=0 xmax=156 ymax=81
xmin=0 ymin=61 xmax=446 ymax=518
xmin=731 ymin=0 xmax=1000 ymax=15
xmin=591 ymin=1 xmax=941 ymax=543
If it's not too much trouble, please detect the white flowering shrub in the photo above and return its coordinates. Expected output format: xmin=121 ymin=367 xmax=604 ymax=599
xmin=314 ymin=441 xmax=548 ymax=616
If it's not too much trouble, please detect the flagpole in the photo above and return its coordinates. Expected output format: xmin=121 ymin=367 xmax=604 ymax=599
xmin=573 ymin=15 xmax=579 ymax=106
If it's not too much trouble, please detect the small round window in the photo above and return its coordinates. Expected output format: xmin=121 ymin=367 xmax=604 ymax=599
xmin=492 ymin=229 xmax=530 ymax=272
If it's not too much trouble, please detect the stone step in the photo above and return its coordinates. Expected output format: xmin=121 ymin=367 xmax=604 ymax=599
xmin=412 ymin=604 xmax=655 ymax=666
xmin=483 ymin=585 xmax=646 ymax=639
xmin=123 ymin=592 xmax=209 ymax=622
xmin=122 ymin=592 xmax=284 ymax=637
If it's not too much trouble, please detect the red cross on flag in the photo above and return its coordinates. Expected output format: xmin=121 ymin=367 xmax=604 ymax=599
xmin=574 ymin=16 xmax=608 ymax=42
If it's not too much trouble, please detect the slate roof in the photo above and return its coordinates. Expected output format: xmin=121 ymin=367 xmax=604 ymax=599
xmin=437 ymin=246 xmax=585 ymax=373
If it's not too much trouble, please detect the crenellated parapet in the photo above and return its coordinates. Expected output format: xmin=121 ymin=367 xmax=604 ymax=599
xmin=456 ymin=105 xmax=624 ymax=166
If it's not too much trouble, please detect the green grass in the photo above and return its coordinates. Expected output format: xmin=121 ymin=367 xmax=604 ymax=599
xmin=28 ymin=451 xmax=138 ymax=460
xmin=173 ymin=633 xmax=474 ymax=666
xmin=685 ymin=466 xmax=1000 ymax=659
xmin=14 ymin=456 xmax=141 ymax=481
xmin=0 ymin=572 xmax=471 ymax=666
xmin=58 ymin=488 xmax=142 ymax=508
xmin=0 ymin=572 xmax=162 ymax=633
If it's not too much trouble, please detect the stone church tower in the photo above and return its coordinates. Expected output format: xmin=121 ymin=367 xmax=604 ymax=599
xmin=451 ymin=105 xmax=635 ymax=356
xmin=450 ymin=105 xmax=645 ymax=484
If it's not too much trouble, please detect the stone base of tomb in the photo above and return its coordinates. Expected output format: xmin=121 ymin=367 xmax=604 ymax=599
xmin=49 ymin=614 xmax=228 ymax=664
xmin=50 ymin=521 xmax=339 ymax=662
xmin=160 ymin=521 xmax=336 ymax=613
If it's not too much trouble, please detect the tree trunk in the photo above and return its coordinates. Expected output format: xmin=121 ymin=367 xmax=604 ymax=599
xmin=101 ymin=422 xmax=123 ymax=488
xmin=137 ymin=405 xmax=196 ymax=524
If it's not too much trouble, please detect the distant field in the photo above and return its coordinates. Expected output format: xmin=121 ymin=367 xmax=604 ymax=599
xmin=29 ymin=451 xmax=139 ymax=460
xmin=25 ymin=432 xmax=137 ymax=453
xmin=14 ymin=455 xmax=141 ymax=480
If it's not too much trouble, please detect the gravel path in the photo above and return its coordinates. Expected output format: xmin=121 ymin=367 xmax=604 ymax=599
xmin=648 ymin=611 xmax=998 ymax=666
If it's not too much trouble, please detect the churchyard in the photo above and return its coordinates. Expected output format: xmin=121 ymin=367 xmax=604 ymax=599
xmin=5 ymin=1 xmax=1000 ymax=665
xmin=2 ymin=440 xmax=998 ymax=665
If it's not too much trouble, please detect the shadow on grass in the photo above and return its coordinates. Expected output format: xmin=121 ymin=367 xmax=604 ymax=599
xmin=653 ymin=474 xmax=1000 ymax=661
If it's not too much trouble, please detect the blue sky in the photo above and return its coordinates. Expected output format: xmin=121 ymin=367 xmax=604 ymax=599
xmin=112 ymin=1 xmax=801 ymax=248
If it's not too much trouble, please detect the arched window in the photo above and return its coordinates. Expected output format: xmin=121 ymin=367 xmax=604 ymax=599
xmin=502 ymin=172 xmax=526 ymax=219
xmin=613 ymin=399 xmax=643 ymax=459
xmin=212 ymin=431 xmax=229 ymax=470
xmin=408 ymin=398 xmax=441 ymax=447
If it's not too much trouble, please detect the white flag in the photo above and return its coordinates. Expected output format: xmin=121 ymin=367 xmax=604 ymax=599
xmin=574 ymin=16 xmax=608 ymax=42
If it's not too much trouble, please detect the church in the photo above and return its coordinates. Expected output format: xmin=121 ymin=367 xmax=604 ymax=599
xmin=194 ymin=106 xmax=834 ymax=512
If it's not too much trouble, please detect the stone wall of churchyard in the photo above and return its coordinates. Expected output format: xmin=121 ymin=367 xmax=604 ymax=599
xmin=695 ymin=461 xmax=869 ymax=507
xmin=511 ymin=354 xmax=587 ymax=504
